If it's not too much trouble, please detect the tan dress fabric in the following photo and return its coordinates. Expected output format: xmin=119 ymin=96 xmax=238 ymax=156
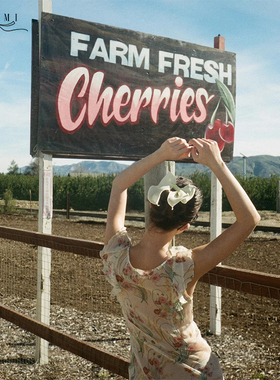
xmin=100 ymin=229 xmax=224 ymax=380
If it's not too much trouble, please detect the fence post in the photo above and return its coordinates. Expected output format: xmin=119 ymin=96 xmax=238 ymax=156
xmin=277 ymin=180 xmax=280 ymax=213
xmin=66 ymin=191 xmax=70 ymax=219
xmin=209 ymin=172 xmax=222 ymax=335
xmin=209 ymin=34 xmax=225 ymax=335
xmin=36 ymin=152 xmax=53 ymax=364
xmin=35 ymin=0 xmax=53 ymax=364
xmin=29 ymin=189 xmax=32 ymax=215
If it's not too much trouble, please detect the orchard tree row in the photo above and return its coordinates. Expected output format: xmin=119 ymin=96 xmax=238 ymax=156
xmin=0 ymin=172 xmax=279 ymax=212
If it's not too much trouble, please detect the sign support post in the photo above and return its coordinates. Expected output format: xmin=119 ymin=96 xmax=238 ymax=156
xmin=209 ymin=35 xmax=225 ymax=335
xmin=209 ymin=171 xmax=222 ymax=335
xmin=35 ymin=0 xmax=53 ymax=364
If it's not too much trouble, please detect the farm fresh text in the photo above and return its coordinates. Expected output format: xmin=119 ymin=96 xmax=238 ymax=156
xmin=70 ymin=32 xmax=233 ymax=85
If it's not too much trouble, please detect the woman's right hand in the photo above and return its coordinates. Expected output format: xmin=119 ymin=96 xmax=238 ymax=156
xmin=188 ymin=138 xmax=223 ymax=169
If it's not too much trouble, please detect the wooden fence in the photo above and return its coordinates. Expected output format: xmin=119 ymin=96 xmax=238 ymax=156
xmin=0 ymin=225 xmax=280 ymax=378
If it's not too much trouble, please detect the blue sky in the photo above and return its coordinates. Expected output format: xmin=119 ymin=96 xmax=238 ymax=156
xmin=1 ymin=0 xmax=280 ymax=173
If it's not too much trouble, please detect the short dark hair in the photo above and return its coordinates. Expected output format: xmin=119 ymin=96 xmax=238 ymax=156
xmin=149 ymin=176 xmax=203 ymax=231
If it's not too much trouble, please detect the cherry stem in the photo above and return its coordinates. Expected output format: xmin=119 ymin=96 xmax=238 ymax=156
xmin=210 ymin=98 xmax=221 ymax=125
xmin=225 ymin=105 xmax=228 ymax=124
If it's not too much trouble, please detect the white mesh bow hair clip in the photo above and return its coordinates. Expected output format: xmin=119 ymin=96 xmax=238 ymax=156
xmin=147 ymin=172 xmax=196 ymax=210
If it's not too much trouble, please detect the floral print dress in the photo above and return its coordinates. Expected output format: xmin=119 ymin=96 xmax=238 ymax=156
xmin=100 ymin=229 xmax=224 ymax=380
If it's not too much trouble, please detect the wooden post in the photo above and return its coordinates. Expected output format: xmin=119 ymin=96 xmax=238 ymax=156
xmin=66 ymin=191 xmax=70 ymax=219
xmin=214 ymin=35 xmax=225 ymax=50
xmin=38 ymin=0 xmax=52 ymax=15
xmin=29 ymin=189 xmax=32 ymax=215
xmin=36 ymin=153 xmax=53 ymax=363
xmin=36 ymin=0 xmax=53 ymax=364
xmin=209 ymin=172 xmax=222 ymax=335
xmin=277 ymin=180 xmax=280 ymax=213
xmin=240 ymin=154 xmax=247 ymax=179
xmin=209 ymin=35 xmax=225 ymax=335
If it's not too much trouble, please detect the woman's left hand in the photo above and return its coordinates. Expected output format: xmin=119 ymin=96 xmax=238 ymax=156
xmin=158 ymin=137 xmax=192 ymax=161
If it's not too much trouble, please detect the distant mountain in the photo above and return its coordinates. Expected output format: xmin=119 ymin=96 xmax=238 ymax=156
xmin=229 ymin=155 xmax=280 ymax=178
xmin=53 ymin=160 xmax=129 ymax=176
xmin=177 ymin=155 xmax=280 ymax=178
xmin=21 ymin=155 xmax=280 ymax=178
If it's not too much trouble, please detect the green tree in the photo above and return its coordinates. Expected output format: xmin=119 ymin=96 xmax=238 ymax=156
xmin=3 ymin=188 xmax=16 ymax=213
xmin=189 ymin=171 xmax=211 ymax=211
xmin=24 ymin=158 xmax=39 ymax=176
xmin=7 ymin=160 xmax=19 ymax=175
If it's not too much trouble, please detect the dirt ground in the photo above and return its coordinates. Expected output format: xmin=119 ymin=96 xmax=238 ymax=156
xmin=0 ymin=210 xmax=280 ymax=379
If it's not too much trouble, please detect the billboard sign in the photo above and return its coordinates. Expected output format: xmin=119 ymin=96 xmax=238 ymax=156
xmin=31 ymin=13 xmax=236 ymax=162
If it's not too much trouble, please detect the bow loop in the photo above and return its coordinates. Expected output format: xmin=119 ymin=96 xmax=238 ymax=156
xmin=147 ymin=172 xmax=195 ymax=210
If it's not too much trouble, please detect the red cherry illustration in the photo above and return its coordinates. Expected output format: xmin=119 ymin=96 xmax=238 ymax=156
xmin=205 ymin=119 xmax=225 ymax=151
xmin=219 ymin=122 xmax=235 ymax=143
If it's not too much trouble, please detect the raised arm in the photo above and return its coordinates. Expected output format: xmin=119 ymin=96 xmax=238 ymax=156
xmin=104 ymin=137 xmax=191 ymax=245
xmin=189 ymin=138 xmax=261 ymax=282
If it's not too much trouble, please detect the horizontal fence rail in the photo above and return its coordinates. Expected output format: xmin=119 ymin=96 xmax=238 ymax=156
xmin=200 ymin=266 xmax=280 ymax=299
xmin=0 ymin=225 xmax=279 ymax=300
xmin=0 ymin=225 xmax=101 ymax=258
xmin=0 ymin=304 xmax=129 ymax=378
xmin=16 ymin=209 xmax=280 ymax=234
